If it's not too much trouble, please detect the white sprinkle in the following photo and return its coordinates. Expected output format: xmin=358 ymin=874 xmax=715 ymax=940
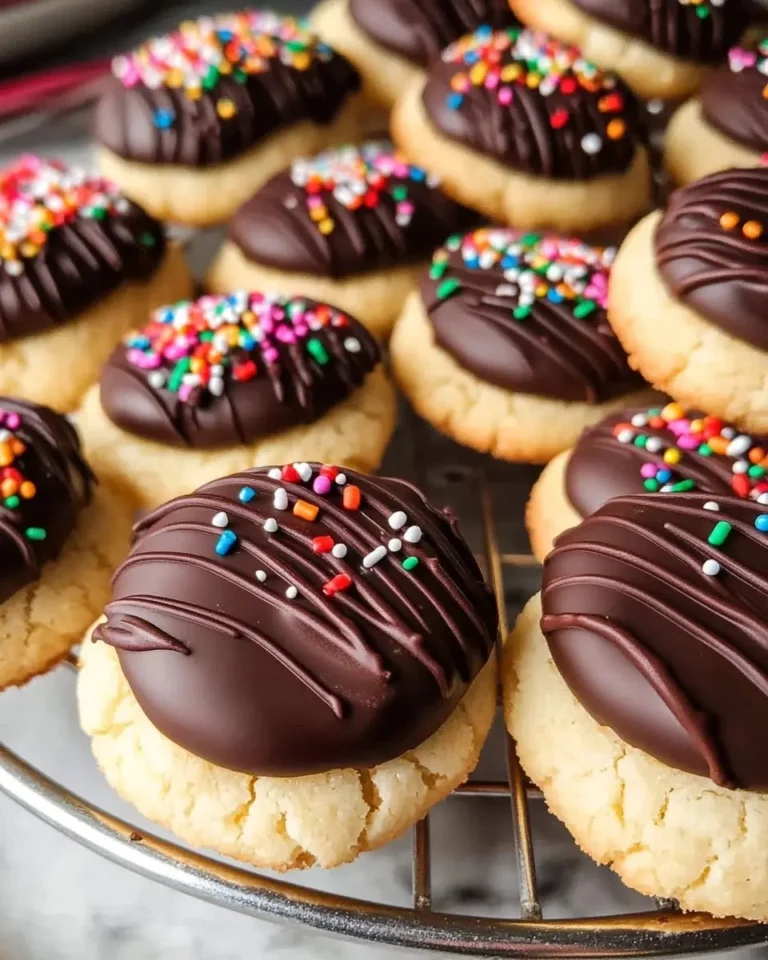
xmin=630 ymin=414 xmax=648 ymax=428
xmin=646 ymin=99 xmax=664 ymax=115
xmin=727 ymin=435 xmax=752 ymax=458
xmin=404 ymin=525 xmax=422 ymax=544
xmin=581 ymin=133 xmax=602 ymax=155
xmin=264 ymin=518 xmax=278 ymax=534
xmin=332 ymin=543 xmax=348 ymax=559
xmin=268 ymin=468 xmax=282 ymax=480
xmin=295 ymin=462 xmax=313 ymax=482
xmin=645 ymin=438 xmax=663 ymax=454
xmin=344 ymin=337 xmax=361 ymax=353
xmin=284 ymin=196 xmax=298 ymax=210
xmin=363 ymin=545 xmax=388 ymax=569
xmin=388 ymin=510 xmax=407 ymax=530
xmin=5 ymin=260 xmax=22 ymax=276
xmin=255 ymin=570 xmax=267 ymax=582
xmin=335 ymin=473 xmax=347 ymax=486
xmin=285 ymin=585 xmax=298 ymax=600
xmin=759 ymin=493 xmax=768 ymax=506
xmin=703 ymin=501 xmax=720 ymax=512
xmin=388 ymin=538 xmax=402 ymax=552
xmin=273 ymin=488 xmax=288 ymax=510
xmin=733 ymin=460 xmax=749 ymax=475
xmin=721 ymin=427 xmax=736 ymax=440
xmin=209 ymin=377 xmax=225 ymax=397
xmin=617 ymin=429 xmax=635 ymax=444
xmin=660 ymin=483 xmax=675 ymax=493
xmin=148 ymin=371 xmax=167 ymax=390
xmin=702 ymin=559 xmax=721 ymax=577
xmin=211 ymin=512 xmax=229 ymax=528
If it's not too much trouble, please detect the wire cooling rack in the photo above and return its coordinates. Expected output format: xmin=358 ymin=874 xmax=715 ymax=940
xmin=0 ymin=418 xmax=766 ymax=956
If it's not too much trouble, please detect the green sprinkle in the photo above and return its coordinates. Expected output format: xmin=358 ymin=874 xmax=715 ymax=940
xmin=233 ymin=68 xmax=248 ymax=84
xmin=708 ymin=520 xmax=732 ymax=547
xmin=90 ymin=207 xmax=107 ymax=220
xmin=391 ymin=186 xmax=408 ymax=201
xmin=574 ymin=300 xmax=597 ymax=319
xmin=25 ymin=527 xmax=47 ymax=541
xmin=670 ymin=479 xmax=696 ymax=492
xmin=520 ymin=233 xmax=540 ymax=248
xmin=697 ymin=444 xmax=712 ymax=457
xmin=643 ymin=478 xmax=660 ymax=492
xmin=4 ymin=495 xmax=19 ymax=509
xmin=202 ymin=66 xmax=219 ymax=89
xmin=633 ymin=434 xmax=647 ymax=448
xmin=286 ymin=39 xmax=306 ymax=51
xmin=402 ymin=556 xmax=419 ymax=572
xmin=648 ymin=407 xmax=662 ymax=416
xmin=748 ymin=465 xmax=766 ymax=479
xmin=695 ymin=4 xmax=710 ymax=16
xmin=199 ymin=330 xmax=214 ymax=342
xmin=436 ymin=277 xmax=461 ymax=301
xmin=429 ymin=260 xmax=447 ymax=281
xmin=140 ymin=231 xmax=157 ymax=247
xmin=306 ymin=338 xmax=329 ymax=365
xmin=168 ymin=356 xmax=191 ymax=393
xmin=513 ymin=305 xmax=531 ymax=320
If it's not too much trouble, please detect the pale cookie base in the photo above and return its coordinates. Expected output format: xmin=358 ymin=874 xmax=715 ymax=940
xmin=509 ymin=0 xmax=707 ymax=100
xmin=207 ymin=240 xmax=424 ymax=341
xmin=664 ymin=98 xmax=763 ymax=186
xmin=0 ymin=243 xmax=191 ymax=413
xmin=77 ymin=367 xmax=397 ymax=509
xmin=390 ymin=293 xmax=652 ymax=463
xmin=610 ymin=212 xmax=768 ymax=433
xmin=0 ymin=486 xmax=132 ymax=691
xmin=525 ymin=451 xmax=580 ymax=562
xmin=391 ymin=80 xmax=652 ymax=233
xmin=311 ymin=0 xmax=423 ymax=109
xmin=78 ymin=638 xmax=497 ymax=871
xmin=98 ymin=93 xmax=370 ymax=227
xmin=504 ymin=594 xmax=768 ymax=922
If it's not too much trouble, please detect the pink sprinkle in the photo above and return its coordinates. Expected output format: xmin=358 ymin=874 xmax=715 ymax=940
xmin=678 ymin=434 xmax=700 ymax=450
xmin=178 ymin=383 xmax=193 ymax=402
xmin=485 ymin=72 xmax=500 ymax=89
xmin=6 ymin=413 xmax=19 ymax=430
xmin=276 ymin=325 xmax=296 ymax=343
xmin=667 ymin=418 xmax=690 ymax=435
xmin=294 ymin=324 xmax=308 ymax=337
xmin=263 ymin=346 xmax=279 ymax=363
xmin=127 ymin=348 xmax=161 ymax=369
xmin=640 ymin=463 xmax=658 ymax=479
xmin=313 ymin=475 xmax=332 ymax=496
xmin=497 ymin=86 xmax=513 ymax=106
xmin=164 ymin=344 xmax=187 ymax=361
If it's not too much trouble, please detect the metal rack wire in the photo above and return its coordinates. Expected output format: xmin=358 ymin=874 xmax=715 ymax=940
xmin=0 ymin=468 xmax=766 ymax=956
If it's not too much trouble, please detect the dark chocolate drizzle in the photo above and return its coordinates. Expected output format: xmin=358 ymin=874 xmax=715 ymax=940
xmin=570 ymin=0 xmax=748 ymax=63
xmin=655 ymin=167 xmax=768 ymax=351
xmin=0 ymin=397 xmax=93 ymax=605
xmin=349 ymin=0 xmax=517 ymax=66
xmin=542 ymin=493 xmax=768 ymax=790
xmin=94 ymin=465 xmax=496 ymax=776
xmin=701 ymin=41 xmax=768 ymax=152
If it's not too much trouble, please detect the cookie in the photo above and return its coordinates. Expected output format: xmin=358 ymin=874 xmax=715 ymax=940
xmin=391 ymin=27 xmax=652 ymax=232
xmin=95 ymin=12 xmax=369 ymax=227
xmin=206 ymin=141 xmax=475 ymax=341
xmin=77 ymin=292 xmax=396 ymax=508
xmin=0 ymin=155 xmax=191 ymax=412
xmin=78 ymin=464 xmax=498 ymax=870
xmin=508 ymin=0 xmax=749 ymax=100
xmin=0 ymin=398 xmax=131 ymax=690
xmin=666 ymin=38 xmax=768 ymax=184
xmin=609 ymin=168 xmax=768 ymax=433
xmin=391 ymin=228 xmax=651 ymax=463
xmin=505 ymin=493 xmax=768 ymax=921
xmin=311 ymin=0 xmax=517 ymax=109
xmin=526 ymin=401 xmax=768 ymax=560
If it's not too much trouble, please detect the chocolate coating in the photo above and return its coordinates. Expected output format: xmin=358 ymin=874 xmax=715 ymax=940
xmin=570 ymin=0 xmax=747 ymax=63
xmin=421 ymin=229 xmax=640 ymax=403
xmin=349 ymin=0 xmax=517 ymax=66
xmin=100 ymin=293 xmax=382 ymax=449
xmin=542 ymin=493 xmax=768 ymax=790
xmin=655 ymin=167 xmax=768 ymax=351
xmin=0 ymin=397 xmax=93 ymax=605
xmin=95 ymin=13 xmax=360 ymax=168
xmin=228 ymin=141 xmax=475 ymax=278
xmin=93 ymin=465 xmax=497 ymax=776
xmin=565 ymin=405 xmax=768 ymax=518
xmin=701 ymin=41 xmax=768 ymax=152
xmin=421 ymin=28 xmax=644 ymax=179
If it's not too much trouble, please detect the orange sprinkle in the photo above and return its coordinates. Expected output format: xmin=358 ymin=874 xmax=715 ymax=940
xmin=707 ymin=436 xmax=729 ymax=455
xmin=343 ymin=485 xmax=361 ymax=511
xmin=216 ymin=99 xmax=236 ymax=119
xmin=1 ymin=478 xmax=16 ymax=498
xmin=661 ymin=402 xmax=684 ymax=422
xmin=10 ymin=438 xmax=25 ymax=456
xmin=763 ymin=82 xmax=768 ymax=100
xmin=606 ymin=119 xmax=626 ymax=139
xmin=743 ymin=220 xmax=764 ymax=239
xmin=719 ymin=211 xmax=740 ymax=230
xmin=293 ymin=500 xmax=319 ymax=523
xmin=0 ymin=443 xmax=13 ymax=467
xmin=19 ymin=481 xmax=35 ymax=499
xmin=750 ymin=447 xmax=766 ymax=464
xmin=648 ymin=416 xmax=665 ymax=430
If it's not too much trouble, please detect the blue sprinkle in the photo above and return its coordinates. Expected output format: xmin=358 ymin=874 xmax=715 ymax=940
xmin=475 ymin=23 xmax=493 ymax=36
xmin=501 ymin=255 xmax=519 ymax=269
xmin=240 ymin=334 xmax=255 ymax=351
xmin=756 ymin=514 xmax=768 ymax=532
xmin=446 ymin=92 xmax=464 ymax=110
xmin=215 ymin=530 xmax=237 ymax=556
xmin=546 ymin=290 xmax=564 ymax=304
xmin=409 ymin=166 xmax=426 ymax=182
xmin=239 ymin=486 xmax=256 ymax=503
xmin=657 ymin=469 xmax=672 ymax=483
xmin=217 ymin=28 xmax=234 ymax=41
xmin=465 ymin=51 xmax=480 ymax=64
xmin=153 ymin=108 xmax=175 ymax=130
xmin=466 ymin=256 xmax=480 ymax=269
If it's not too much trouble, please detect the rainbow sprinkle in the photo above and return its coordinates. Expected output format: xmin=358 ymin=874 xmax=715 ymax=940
xmin=613 ymin=401 xmax=768 ymax=499
xmin=124 ymin=293 xmax=357 ymax=405
xmin=289 ymin=142 xmax=437 ymax=237
xmin=430 ymin=228 xmax=614 ymax=320
xmin=0 ymin=156 xmax=129 ymax=276
xmin=112 ymin=11 xmax=335 ymax=114
xmin=0 ymin=408 xmax=45 ymax=542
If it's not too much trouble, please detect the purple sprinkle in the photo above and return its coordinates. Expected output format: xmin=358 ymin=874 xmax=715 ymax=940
xmin=313 ymin=475 xmax=332 ymax=496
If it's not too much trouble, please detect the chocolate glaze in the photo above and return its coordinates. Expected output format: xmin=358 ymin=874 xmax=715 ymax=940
xmin=655 ymin=167 xmax=768 ymax=351
xmin=228 ymin=141 xmax=475 ymax=278
xmin=542 ymin=493 xmax=768 ymax=790
xmin=0 ymin=398 xmax=93 ymax=605
xmin=100 ymin=293 xmax=382 ymax=449
xmin=570 ymin=0 xmax=747 ymax=63
xmin=95 ymin=15 xmax=360 ymax=168
xmin=94 ymin=465 xmax=497 ymax=776
xmin=421 ymin=28 xmax=644 ymax=179
xmin=421 ymin=229 xmax=641 ymax=403
xmin=349 ymin=0 xmax=517 ymax=66
xmin=701 ymin=42 xmax=768 ymax=152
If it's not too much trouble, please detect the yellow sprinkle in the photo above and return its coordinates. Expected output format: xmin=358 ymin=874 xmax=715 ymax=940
xmin=689 ymin=418 xmax=704 ymax=434
xmin=309 ymin=205 xmax=327 ymax=222
xmin=292 ymin=52 xmax=311 ymax=71
xmin=216 ymin=99 xmax=236 ymax=119
xmin=19 ymin=242 xmax=39 ymax=258
xmin=469 ymin=63 xmax=488 ymax=85
xmin=526 ymin=72 xmax=541 ymax=89
xmin=166 ymin=69 xmax=184 ymax=89
xmin=186 ymin=86 xmax=202 ymax=101
xmin=661 ymin=401 xmax=684 ymax=422
xmin=501 ymin=64 xmax=522 ymax=82
xmin=218 ymin=60 xmax=232 ymax=75
xmin=318 ymin=218 xmax=335 ymax=235
xmin=664 ymin=448 xmax=682 ymax=465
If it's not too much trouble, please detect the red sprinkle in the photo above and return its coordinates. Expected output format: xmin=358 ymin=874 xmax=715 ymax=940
xmin=312 ymin=535 xmax=334 ymax=554
xmin=343 ymin=485 xmax=361 ymax=510
xmin=732 ymin=474 xmax=751 ymax=497
xmin=323 ymin=573 xmax=352 ymax=596
xmin=233 ymin=360 xmax=257 ymax=381
xmin=281 ymin=464 xmax=300 ymax=483
xmin=549 ymin=108 xmax=569 ymax=129
xmin=320 ymin=464 xmax=339 ymax=480
xmin=559 ymin=77 xmax=577 ymax=95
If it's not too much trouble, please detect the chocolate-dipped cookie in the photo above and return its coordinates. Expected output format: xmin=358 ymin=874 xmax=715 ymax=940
xmin=78 ymin=292 xmax=396 ymax=507
xmin=610 ymin=167 xmax=768 ymax=432
xmin=0 ymin=397 xmax=131 ymax=689
xmin=391 ymin=228 xmax=651 ymax=463
xmin=95 ymin=11 xmax=369 ymax=227
xmin=526 ymin=400 xmax=768 ymax=559
xmin=505 ymin=492 xmax=768 ymax=921
xmin=78 ymin=464 xmax=498 ymax=869
xmin=311 ymin=0 xmax=517 ymax=108
xmin=392 ymin=28 xmax=652 ymax=233
xmin=666 ymin=37 xmax=768 ymax=184
xmin=509 ymin=0 xmax=749 ymax=99
xmin=0 ymin=155 xmax=191 ymax=411
xmin=207 ymin=140 xmax=475 ymax=339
